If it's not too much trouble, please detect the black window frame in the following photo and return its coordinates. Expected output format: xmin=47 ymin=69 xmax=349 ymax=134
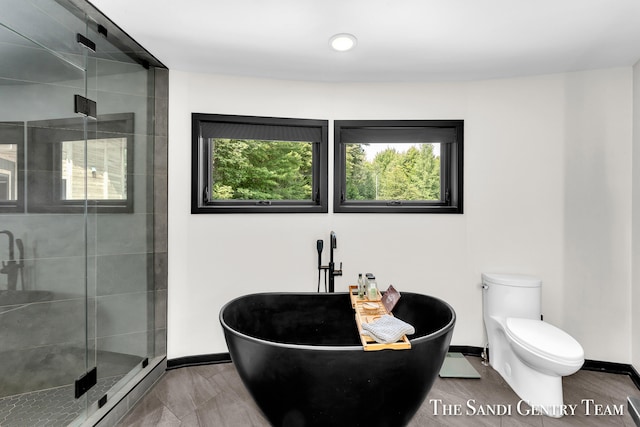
xmin=192 ymin=113 xmax=328 ymax=214
xmin=334 ymin=119 xmax=463 ymax=214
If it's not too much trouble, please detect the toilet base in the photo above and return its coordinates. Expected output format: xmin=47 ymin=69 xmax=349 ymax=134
xmin=491 ymin=347 xmax=566 ymax=418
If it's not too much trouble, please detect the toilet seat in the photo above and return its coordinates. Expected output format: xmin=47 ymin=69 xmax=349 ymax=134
xmin=505 ymin=318 xmax=584 ymax=365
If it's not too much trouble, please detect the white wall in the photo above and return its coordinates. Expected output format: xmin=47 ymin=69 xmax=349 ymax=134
xmin=168 ymin=68 xmax=633 ymax=363
xmin=563 ymin=69 xmax=633 ymax=362
xmin=633 ymin=60 xmax=640 ymax=370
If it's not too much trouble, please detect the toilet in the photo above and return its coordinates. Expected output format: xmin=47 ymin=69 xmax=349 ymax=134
xmin=481 ymin=273 xmax=584 ymax=418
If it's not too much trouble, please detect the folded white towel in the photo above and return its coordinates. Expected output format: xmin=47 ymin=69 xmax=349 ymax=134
xmin=361 ymin=314 xmax=415 ymax=344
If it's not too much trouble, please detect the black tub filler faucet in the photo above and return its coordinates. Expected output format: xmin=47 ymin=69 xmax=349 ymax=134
xmin=0 ymin=230 xmax=24 ymax=291
xmin=316 ymin=231 xmax=342 ymax=292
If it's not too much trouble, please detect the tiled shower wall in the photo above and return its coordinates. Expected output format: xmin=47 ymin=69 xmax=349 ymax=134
xmin=0 ymin=0 xmax=168 ymax=409
xmin=0 ymin=70 xmax=166 ymax=396
xmin=153 ymin=67 xmax=168 ymax=360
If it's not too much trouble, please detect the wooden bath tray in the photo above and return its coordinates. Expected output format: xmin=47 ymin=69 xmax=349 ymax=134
xmin=349 ymin=285 xmax=412 ymax=351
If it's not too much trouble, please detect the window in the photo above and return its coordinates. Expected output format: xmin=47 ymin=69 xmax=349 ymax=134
xmin=0 ymin=122 xmax=24 ymax=213
xmin=334 ymin=120 xmax=463 ymax=213
xmin=192 ymin=113 xmax=328 ymax=213
xmin=27 ymin=113 xmax=134 ymax=213
xmin=60 ymin=137 xmax=128 ymax=201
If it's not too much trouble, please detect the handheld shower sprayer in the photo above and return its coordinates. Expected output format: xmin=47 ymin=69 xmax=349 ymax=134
xmin=317 ymin=240 xmax=324 ymax=292
xmin=316 ymin=240 xmax=324 ymax=268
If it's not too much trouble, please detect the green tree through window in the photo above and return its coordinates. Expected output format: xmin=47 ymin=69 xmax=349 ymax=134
xmin=345 ymin=143 xmax=441 ymax=201
xmin=211 ymin=138 xmax=313 ymax=200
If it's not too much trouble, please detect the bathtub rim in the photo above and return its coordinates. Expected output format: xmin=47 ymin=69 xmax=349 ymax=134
xmin=219 ymin=291 xmax=456 ymax=352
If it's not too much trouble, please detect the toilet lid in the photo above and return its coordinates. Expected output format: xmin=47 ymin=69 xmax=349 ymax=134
xmin=505 ymin=318 xmax=584 ymax=365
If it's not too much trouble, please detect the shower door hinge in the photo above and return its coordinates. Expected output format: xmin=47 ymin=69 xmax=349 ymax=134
xmin=75 ymin=367 xmax=97 ymax=399
xmin=74 ymin=95 xmax=97 ymax=119
xmin=76 ymin=33 xmax=96 ymax=52
xmin=98 ymin=394 xmax=107 ymax=408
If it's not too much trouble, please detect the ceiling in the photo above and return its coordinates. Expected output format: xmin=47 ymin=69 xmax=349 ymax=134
xmin=89 ymin=0 xmax=640 ymax=83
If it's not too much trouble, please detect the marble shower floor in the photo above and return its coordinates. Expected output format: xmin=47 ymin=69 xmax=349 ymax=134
xmin=118 ymin=356 xmax=639 ymax=426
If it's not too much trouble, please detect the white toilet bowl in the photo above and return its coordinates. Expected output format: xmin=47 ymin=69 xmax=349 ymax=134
xmin=505 ymin=318 xmax=584 ymax=376
xmin=482 ymin=273 xmax=584 ymax=418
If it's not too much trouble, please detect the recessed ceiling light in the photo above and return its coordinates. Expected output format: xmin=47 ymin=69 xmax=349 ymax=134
xmin=329 ymin=33 xmax=357 ymax=52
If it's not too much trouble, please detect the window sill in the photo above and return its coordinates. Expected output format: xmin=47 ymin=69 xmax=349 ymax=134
xmin=334 ymin=203 xmax=462 ymax=214
xmin=191 ymin=203 xmax=328 ymax=214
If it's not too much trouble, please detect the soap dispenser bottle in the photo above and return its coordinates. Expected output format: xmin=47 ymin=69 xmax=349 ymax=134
xmin=357 ymin=273 xmax=365 ymax=299
xmin=366 ymin=273 xmax=378 ymax=300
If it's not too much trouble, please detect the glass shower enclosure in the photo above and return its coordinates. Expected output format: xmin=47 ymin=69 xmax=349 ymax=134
xmin=0 ymin=0 xmax=167 ymax=425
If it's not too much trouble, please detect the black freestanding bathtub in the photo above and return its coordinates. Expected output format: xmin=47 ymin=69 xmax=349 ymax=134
xmin=220 ymin=292 xmax=455 ymax=427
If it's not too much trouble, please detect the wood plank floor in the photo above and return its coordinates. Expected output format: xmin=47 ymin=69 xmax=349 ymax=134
xmin=117 ymin=356 xmax=639 ymax=426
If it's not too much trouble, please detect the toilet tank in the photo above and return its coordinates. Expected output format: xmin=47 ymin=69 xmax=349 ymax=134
xmin=482 ymin=273 xmax=541 ymax=321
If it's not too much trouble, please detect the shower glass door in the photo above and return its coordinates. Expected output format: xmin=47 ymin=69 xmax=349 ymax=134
xmin=0 ymin=2 xmax=93 ymax=425
xmin=84 ymin=17 xmax=156 ymax=414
